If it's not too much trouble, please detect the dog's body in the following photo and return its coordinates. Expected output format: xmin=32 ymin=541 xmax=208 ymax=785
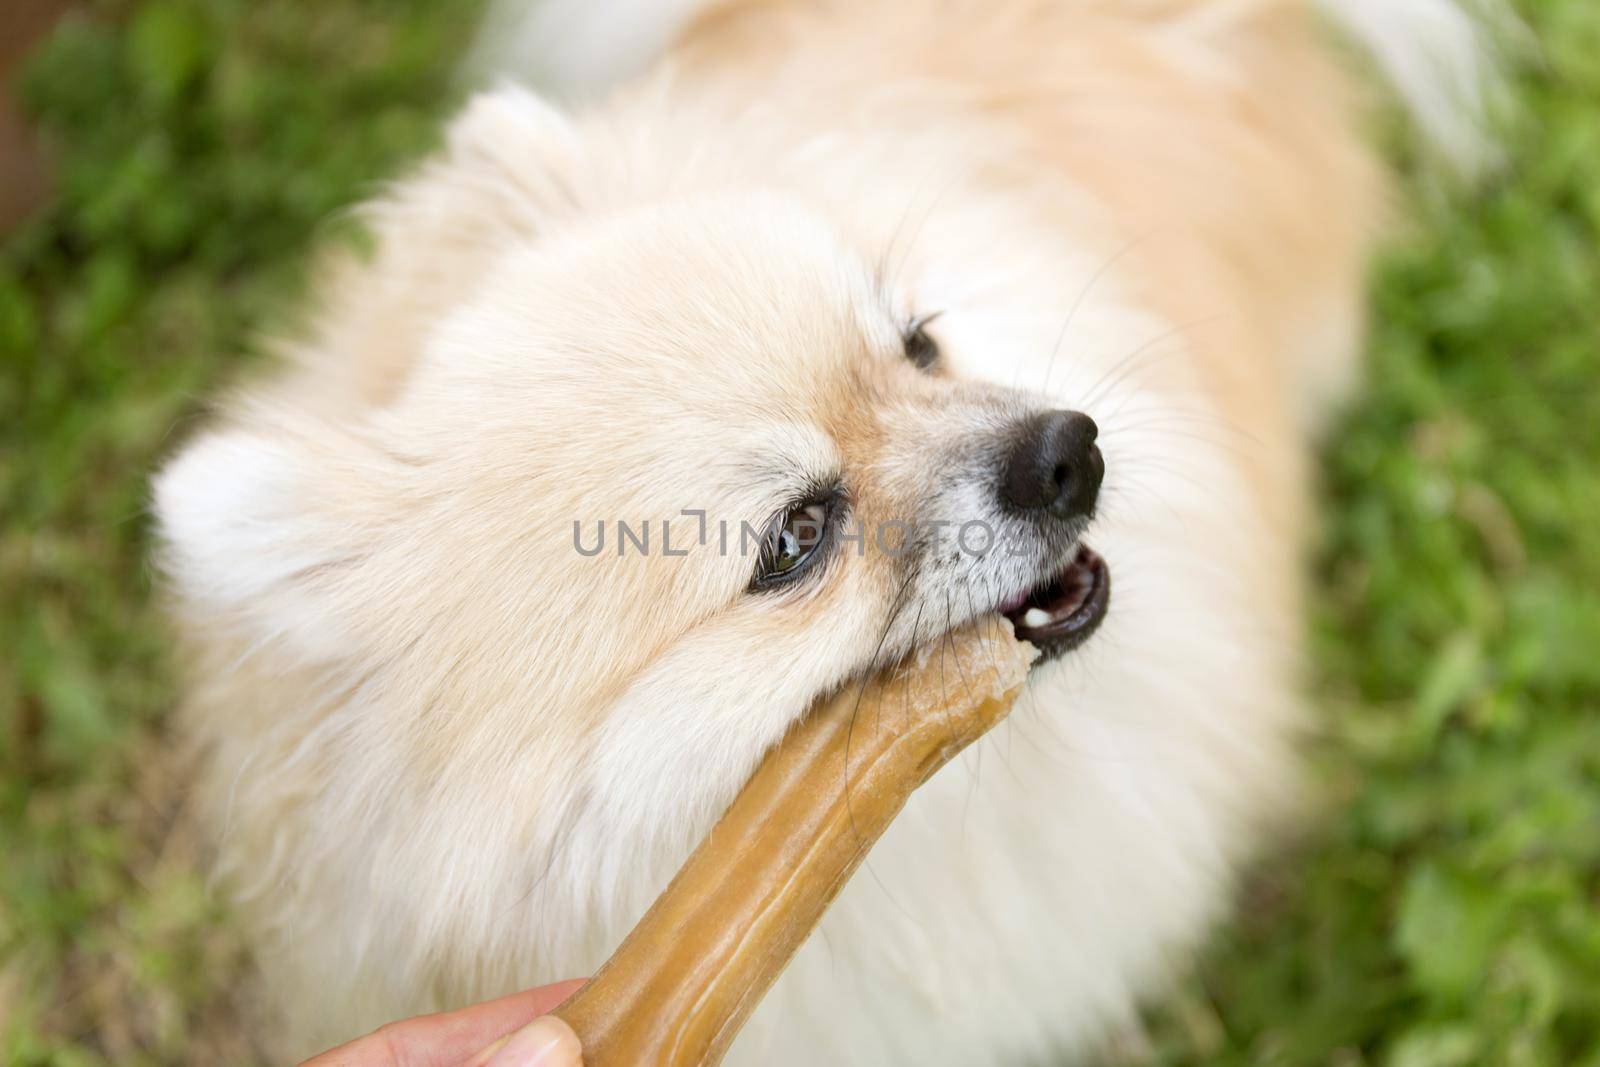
xmin=155 ymin=2 xmax=1487 ymax=1061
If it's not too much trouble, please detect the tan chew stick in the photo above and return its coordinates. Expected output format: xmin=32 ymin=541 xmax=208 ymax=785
xmin=552 ymin=619 xmax=1037 ymax=1066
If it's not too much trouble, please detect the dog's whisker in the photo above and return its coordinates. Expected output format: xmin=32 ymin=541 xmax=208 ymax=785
xmin=1032 ymin=230 xmax=1158 ymax=397
xmin=1078 ymin=313 xmax=1228 ymax=414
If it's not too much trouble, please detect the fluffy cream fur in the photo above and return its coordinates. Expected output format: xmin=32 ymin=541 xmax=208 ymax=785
xmin=156 ymin=1 xmax=1484 ymax=1061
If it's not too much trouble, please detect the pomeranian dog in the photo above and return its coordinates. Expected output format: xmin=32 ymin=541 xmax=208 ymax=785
xmin=154 ymin=1 xmax=1492 ymax=1061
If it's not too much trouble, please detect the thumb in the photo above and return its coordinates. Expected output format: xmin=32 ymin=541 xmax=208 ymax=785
xmin=469 ymin=1014 xmax=582 ymax=1067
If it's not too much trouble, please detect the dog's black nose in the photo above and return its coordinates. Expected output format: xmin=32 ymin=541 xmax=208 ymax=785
xmin=1000 ymin=410 xmax=1103 ymax=518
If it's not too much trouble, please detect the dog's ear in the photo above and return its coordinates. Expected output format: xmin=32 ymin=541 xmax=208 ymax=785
xmin=422 ymin=80 xmax=585 ymax=234
xmin=152 ymin=409 xmax=398 ymax=664
xmin=313 ymin=83 xmax=585 ymax=405
xmin=153 ymin=86 xmax=582 ymax=658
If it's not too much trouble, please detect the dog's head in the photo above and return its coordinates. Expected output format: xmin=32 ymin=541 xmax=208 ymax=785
xmin=153 ymin=90 xmax=1110 ymax=947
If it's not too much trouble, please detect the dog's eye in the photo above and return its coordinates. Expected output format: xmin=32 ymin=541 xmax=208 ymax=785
xmin=753 ymin=499 xmax=833 ymax=589
xmin=903 ymin=313 xmax=942 ymax=370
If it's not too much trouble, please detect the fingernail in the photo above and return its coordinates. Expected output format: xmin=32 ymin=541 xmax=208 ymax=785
xmin=484 ymin=1014 xmax=582 ymax=1067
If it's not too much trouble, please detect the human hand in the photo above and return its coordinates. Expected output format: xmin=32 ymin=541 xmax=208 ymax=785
xmin=298 ymin=980 xmax=585 ymax=1067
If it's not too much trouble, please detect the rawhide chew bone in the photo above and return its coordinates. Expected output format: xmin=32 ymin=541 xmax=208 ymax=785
xmin=553 ymin=619 xmax=1037 ymax=1066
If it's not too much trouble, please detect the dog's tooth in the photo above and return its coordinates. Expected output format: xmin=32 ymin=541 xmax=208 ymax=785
xmin=1023 ymin=608 xmax=1053 ymax=629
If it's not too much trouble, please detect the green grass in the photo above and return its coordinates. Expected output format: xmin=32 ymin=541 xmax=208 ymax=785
xmin=2 ymin=3 xmax=481 ymax=1062
xmin=2 ymin=1 xmax=1597 ymax=1064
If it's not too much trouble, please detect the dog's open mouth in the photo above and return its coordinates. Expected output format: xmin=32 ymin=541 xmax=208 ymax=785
xmin=999 ymin=544 xmax=1111 ymax=660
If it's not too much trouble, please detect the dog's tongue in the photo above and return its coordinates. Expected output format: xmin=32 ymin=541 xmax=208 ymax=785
xmin=996 ymin=544 xmax=1111 ymax=657
xmin=997 ymin=587 xmax=1033 ymax=615
xmin=1001 ymin=546 xmax=1097 ymax=626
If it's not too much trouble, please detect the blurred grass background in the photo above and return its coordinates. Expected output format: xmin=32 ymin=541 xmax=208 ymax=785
xmin=1 ymin=1 xmax=1597 ymax=1064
